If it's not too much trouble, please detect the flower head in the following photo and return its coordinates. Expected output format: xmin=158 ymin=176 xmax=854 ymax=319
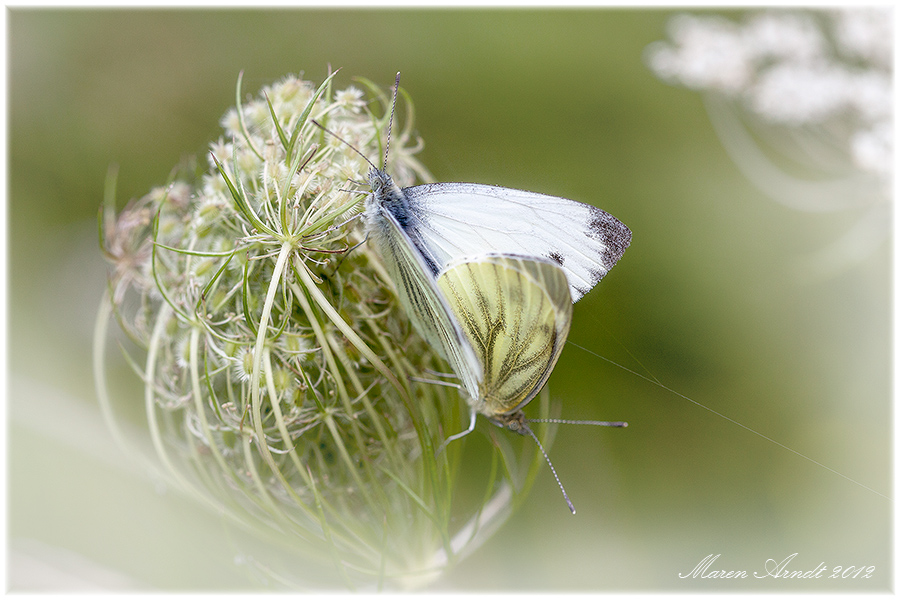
xmin=97 ymin=70 xmax=550 ymax=589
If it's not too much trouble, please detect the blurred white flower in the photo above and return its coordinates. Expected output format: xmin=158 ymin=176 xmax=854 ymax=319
xmin=646 ymin=8 xmax=893 ymax=276
xmin=834 ymin=7 xmax=892 ymax=67
xmin=647 ymin=14 xmax=755 ymax=93
xmin=742 ymin=12 xmax=826 ymax=62
xmin=749 ymin=61 xmax=847 ymax=124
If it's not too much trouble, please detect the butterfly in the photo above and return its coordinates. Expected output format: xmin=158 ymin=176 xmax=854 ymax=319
xmin=323 ymin=74 xmax=631 ymax=512
xmin=364 ymin=170 xmax=632 ymax=432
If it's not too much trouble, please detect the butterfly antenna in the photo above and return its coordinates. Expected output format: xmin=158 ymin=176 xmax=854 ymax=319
xmin=522 ymin=423 xmax=576 ymax=515
xmin=383 ymin=72 xmax=401 ymax=171
xmin=310 ymin=119 xmax=378 ymax=172
xmin=528 ymin=418 xmax=628 ymax=428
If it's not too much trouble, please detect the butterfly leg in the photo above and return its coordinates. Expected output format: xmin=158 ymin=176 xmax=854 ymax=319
xmin=435 ymin=408 xmax=477 ymax=456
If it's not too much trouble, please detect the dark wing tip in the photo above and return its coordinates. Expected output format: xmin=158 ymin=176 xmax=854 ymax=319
xmin=587 ymin=207 xmax=632 ymax=269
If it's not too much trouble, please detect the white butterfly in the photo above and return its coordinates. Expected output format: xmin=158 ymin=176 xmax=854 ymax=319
xmin=364 ymin=170 xmax=631 ymax=433
xmin=325 ymin=74 xmax=631 ymax=512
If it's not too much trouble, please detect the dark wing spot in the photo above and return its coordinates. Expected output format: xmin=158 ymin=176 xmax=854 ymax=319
xmin=547 ymin=251 xmax=565 ymax=266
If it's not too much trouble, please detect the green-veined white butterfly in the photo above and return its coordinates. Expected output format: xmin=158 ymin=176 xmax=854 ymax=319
xmin=363 ymin=170 xmax=632 ymax=426
xmin=322 ymin=74 xmax=631 ymax=512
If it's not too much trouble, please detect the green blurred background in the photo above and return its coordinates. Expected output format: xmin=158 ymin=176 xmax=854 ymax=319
xmin=8 ymin=8 xmax=890 ymax=592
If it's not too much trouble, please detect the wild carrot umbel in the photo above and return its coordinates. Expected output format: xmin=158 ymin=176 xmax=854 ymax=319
xmin=94 ymin=71 xmax=554 ymax=589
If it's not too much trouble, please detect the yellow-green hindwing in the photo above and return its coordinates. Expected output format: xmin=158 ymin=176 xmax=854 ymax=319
xmin=436 ymin=256 xmax=573 ymax=419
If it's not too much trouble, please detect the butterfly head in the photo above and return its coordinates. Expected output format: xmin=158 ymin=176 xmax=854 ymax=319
xmin=490 ymin=410 xmax=529 ymax=436
xmin=366 ymin=168 xmax=393 ymax=196
xmin=366 ymin=167 xmax=412 ymax=222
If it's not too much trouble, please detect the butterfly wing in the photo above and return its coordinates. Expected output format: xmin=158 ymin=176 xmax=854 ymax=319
xmin=366 ymin=201 xmax=482 ymax=402
xmin=404 ymin=183 xmax=631 ymax=302
xmin=435 ymin=254 xmax=572 ymax=420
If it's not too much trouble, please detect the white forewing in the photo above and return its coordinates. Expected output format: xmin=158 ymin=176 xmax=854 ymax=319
xmin=403 ymin=183 xmax=631 ymax=302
